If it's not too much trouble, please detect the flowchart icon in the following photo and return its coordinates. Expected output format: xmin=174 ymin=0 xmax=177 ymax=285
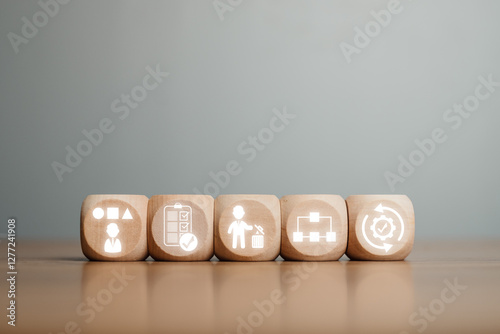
xmin=280 ymin=195 xmax=347 ymax=261
xmin=293 ymin=212 xmax=336 ymax=243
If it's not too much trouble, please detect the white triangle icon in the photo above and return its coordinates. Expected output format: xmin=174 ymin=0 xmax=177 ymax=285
xmin=122 ymin=208 xmax=133 ymax=220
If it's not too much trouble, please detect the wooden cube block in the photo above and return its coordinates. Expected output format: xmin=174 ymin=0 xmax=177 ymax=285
xmin=148 ymin=195 xmax=214 ymax=261
xmin=81 ymin=194 xmax=149 ymax=261
xmin=345 ymin=195 xmax=415 ymax=260
xmin=215 ymin=195 xmax=280 ymax=261
xmin=280 ymin=195 xmax=347 ymax=261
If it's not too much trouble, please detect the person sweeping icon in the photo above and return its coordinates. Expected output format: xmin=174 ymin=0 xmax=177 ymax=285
xmin=228 ymin=205 xmax=253 ymax=249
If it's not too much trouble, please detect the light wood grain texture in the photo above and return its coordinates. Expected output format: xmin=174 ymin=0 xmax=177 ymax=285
xmin=215 ymin=194 xmax=280 ymax=261
xmin=345 ymin=195 xmax=415 ymax=260
xmin=80 ymin=194 xmax=148 ymax=261
xmin=148 ymin=195 xmax=214 ymax=261
xmin=280 ymin=194 xmax=347 ymax=261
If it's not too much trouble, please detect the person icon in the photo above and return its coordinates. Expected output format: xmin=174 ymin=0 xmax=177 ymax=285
xmin=228 ymin=205 xmax=253 ymax=249
xmin=104 ymin=223 xmax=122 ymax=253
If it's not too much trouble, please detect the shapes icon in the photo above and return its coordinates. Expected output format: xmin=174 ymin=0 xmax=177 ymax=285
xmin=93 ymin=207 xmax=104 ymax=219
xmin=104 ymin=223 xmax=122 ymax=253
xmin=107 ymin=207 xmax=119 ymax=219
xmin=122 ymin=208 xmax=133 ymax=220
xmin=163 ymin=203 xmax=196 ymax=251
xmin=81 ymin=195 xmax=148 ymax=261
xmin=228 ymin=205 xmax=254 ymax=249
xmin=293 ymin=212 xmax=336 ymax=243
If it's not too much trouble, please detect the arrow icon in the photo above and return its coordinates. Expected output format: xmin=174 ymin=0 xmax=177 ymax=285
xmin=382 ymin=243 xmax=393 ymax=252
xmin=374 ymin=203 xmax=404 ymax=241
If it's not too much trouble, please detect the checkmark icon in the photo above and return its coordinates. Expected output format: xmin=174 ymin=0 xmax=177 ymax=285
xmin=378 ymin=223 xmax=388 ymax=233
xmin=182 ymin=236 xmax=194 ymax=248
xmin=179 ymin=222 xmax=189 ymax=232
xmin=179 ymin=211 xmax=189 ymax=221
xmin=179 ymin=233 xmax=198 ymax=251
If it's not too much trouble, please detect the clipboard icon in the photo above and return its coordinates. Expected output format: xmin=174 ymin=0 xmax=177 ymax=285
xmin=164 ymin=203 xmax=193 ymax=247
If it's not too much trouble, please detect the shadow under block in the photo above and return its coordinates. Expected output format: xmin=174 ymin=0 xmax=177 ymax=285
xmin=345 ymin=195 xmax=415 ymax=260
xmin=280 ymin=194 xmax=347 ymax=261
xmin=215 ymin=195 xmax=281 ymax=261
xmin=80 ymin=194 xmax=149 ymax=261
xmin=148 ymin=195 xmax=214 ymax=261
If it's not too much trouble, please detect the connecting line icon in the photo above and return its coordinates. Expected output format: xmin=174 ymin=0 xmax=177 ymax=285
xmin=293 ymin=212 xmax=336 ymax=243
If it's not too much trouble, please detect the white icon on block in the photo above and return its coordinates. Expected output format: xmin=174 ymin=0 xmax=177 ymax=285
xmin=93 ymin=207 xmax=105 ymax=219
xmin=370 ymin=215 xmax=396 ymax=241
xmin=361 ymin=203 xmax=405 ymax=253
xmin=309 ymin=212 xmax=320 ymax=222
xmin=252 ymin=235 xmax=264 ymax=248
xmin=179 ymin=233 xmax=198 ymax=251
xmin=293 ymin=212 xmax=336 ymax=243
xmin=293 ymin=232 xmax=303 ymax=242
xmin=326 ymin=232 xmax=336 ymax=242
xmin=252 ymin=225 xmax=265 ymax=248
xmin=164 ymin=203 xmax=196 ymax=251
xmin=93 ymin=207 xmax=133 ymax=221
xmin=228 ymin=206 xmax=266 ymax=249
xmin=107 ymin=207 xmax=119 ymax=219
xmin=122 ymin=208 xmax=133 ymax=220
xmin=104 ymin=223 xmax=122 ymax=253
xmin=228 ymin=206 xmax=253 ymax=249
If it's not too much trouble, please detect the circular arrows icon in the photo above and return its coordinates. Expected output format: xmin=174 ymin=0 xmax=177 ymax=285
xmin=362 ymin=203 xmax=405 ymax=253
xmin=374 ymin=204 xmax=404 ymax=241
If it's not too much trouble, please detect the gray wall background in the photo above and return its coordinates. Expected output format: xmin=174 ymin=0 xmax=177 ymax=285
xmin=1 ymin=0 xmax=499 ymax=240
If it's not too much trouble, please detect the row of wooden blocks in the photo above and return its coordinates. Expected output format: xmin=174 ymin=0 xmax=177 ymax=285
xmin=81 ymin=194 xmax=415 ymax=261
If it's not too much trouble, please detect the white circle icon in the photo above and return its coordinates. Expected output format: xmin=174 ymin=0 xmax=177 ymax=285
xmin=179 ymin=233 xmax=198 ymax=252
xmin=93 ymin=207 xmax=104 ymax=219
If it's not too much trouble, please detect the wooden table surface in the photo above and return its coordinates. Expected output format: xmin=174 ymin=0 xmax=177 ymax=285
xmin=1 ymin=240 xmax=499 ymax=334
